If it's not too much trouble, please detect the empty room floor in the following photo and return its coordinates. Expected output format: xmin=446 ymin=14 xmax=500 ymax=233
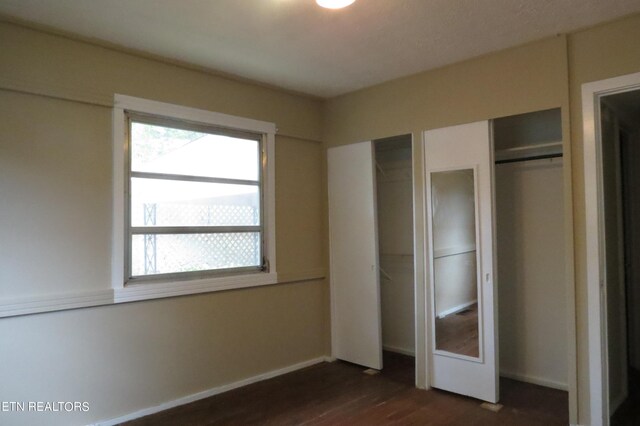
xmin=122 ymin=351 xmax=568 ymax=425
xmin=611 ymin=368 xmax=640 ymax=425
xmin=435 ymin=303 xmax=479 ymax=357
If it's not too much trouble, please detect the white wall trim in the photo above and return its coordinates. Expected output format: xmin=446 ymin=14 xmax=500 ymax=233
xmin=383 ymin=345 xmax=416 ymax=357
xmin=582 ymin=71 xmax=640 ymax=426
xmin=0 ymin=268 xmax=330 ymax=317
xmin=499 ymin=370 xmax=568 ymax=392
xmin=0 ymin=76 xmax=114 ymax=108
xmin=113 ymin=272 xmax=279 ymax=303
xmin=414 ymin=133 xmax=429 ymax=390
xmin=437 ymin=299 xmax=477 ymax=319
xmin=113 ymin=94 xmax=276 ymax=134
xmin=0 ymin=289 xmax=114 ymax=318
xmin=91 ymin=356 xmax=331 ymax=426
xmin=277 ymin=268 xmax=326 ymax=284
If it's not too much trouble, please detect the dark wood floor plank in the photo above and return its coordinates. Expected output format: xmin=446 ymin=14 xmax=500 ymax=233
xmin=435 ymin=303 xmax=479 ymax=357
xmin=122 ymin=352 xmax=568 ymax=425
xmin=611 ymin=367 xmax=640 ymax=426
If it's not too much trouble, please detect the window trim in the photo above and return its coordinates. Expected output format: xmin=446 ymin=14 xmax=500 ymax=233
xmin=125 ymin=111 xmax=265 ymax=283
xmin=112 ymin=94 xmax=277 ymax=302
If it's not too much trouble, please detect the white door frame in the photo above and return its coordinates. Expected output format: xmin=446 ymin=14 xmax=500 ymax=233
xmin=328 ymin=141 xmax=383 ymax=370
xmin=327 ymin=134 xmax=429 ymax=389
xmin=582 ymin=71 xmax=640 ymax=426
xmin=412 ymin=134 xmax=429 ymax=390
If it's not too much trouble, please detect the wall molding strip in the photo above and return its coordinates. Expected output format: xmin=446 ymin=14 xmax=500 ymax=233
xmin=0 ymin=289 xmax=115 ymax=318
xmin=0 ymin=269 xmax=326 ymax=318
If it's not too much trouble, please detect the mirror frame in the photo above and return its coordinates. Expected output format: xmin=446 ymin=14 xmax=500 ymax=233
xmin=427 ymin=164 xmax=484 ymax=363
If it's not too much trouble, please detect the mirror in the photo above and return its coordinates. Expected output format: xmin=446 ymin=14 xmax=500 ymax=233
xmin=430 ymin=169 xmax=480 ymax=358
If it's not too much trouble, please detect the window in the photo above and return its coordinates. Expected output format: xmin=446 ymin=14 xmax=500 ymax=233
xmin=113 ymin=95 xmax=277 ymax=300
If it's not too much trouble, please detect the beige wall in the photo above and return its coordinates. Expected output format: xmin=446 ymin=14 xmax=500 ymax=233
xmin=496 ymin=159 xmax=567 ymax=389
xmin=0 ymin=22 xmax=321 ymax=141
xmin=0 ymin=282 xmax=325 ymax=425
xmin=0 ymin=21 xmax=327 ymax=425
xmin=323 ymin=35 xmax=569 ymax=147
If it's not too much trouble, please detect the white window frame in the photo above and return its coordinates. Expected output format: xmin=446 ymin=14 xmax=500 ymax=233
xmin=112 ymin=94 xmax=277 ymax=303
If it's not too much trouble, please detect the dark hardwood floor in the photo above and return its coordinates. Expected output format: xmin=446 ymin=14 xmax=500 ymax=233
xmin=611 ymin=367 xmax=640 ymax=426
xmin=122 ymin=351 xmax=568 ymax=425
xmin=435 ymin=303 xmax=479 ymax=357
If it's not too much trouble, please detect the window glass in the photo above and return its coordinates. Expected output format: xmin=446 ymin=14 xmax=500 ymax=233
xmin=130 ymin=179 xmax=260 ymax=227
xmin=130 ymin=122 xmax=260 ymax=181
xmin=128 ymin=116 xmax=263 ymax=280
xmin=131 ymin=233 xmax=261 ymax=276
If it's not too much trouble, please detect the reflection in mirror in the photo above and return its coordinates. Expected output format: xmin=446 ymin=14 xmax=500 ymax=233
xmin=431 ymin=169 xmax=480 ymax=358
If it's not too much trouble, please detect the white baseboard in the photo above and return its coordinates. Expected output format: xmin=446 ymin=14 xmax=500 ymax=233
xmin=500 ymin=370 xmax=568 ymax=391
xmin=383 ymin=345 xmax=416 ymax=357
xmin=92 ymin=356 xmax=331 ymax=426
xmin=437 ymin=300 xmax=477 ymax=319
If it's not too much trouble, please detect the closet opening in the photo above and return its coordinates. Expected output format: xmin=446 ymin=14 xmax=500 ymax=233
xmin=493 ymin=109 xmax=569 ymax=414
xmin=599 ymin=89 xmax=640 ymax=426
xmin=374 ymin=134 xmax=416 ymax=382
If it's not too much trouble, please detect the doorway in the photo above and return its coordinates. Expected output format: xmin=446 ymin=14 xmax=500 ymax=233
xmin=600 ymin=90 xmax=640 ymax=425
xmin=327 ymin=133 xmax=419 ymax=385
xmin=374 ymin=135 xmax=416 ymax=379
xmin=493 ymin=109 xmax=569 ymax=393
xmin=582 ymin=71 xmax=640 ymax=425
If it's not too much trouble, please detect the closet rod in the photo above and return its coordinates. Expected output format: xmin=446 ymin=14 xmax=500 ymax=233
xmin=495 ymin=153 xmax=563 ymax=165
xmin=379 ymin=267 xmax=393 ymax=281
xmin=375 ymin=161 xmax=388 ymax=178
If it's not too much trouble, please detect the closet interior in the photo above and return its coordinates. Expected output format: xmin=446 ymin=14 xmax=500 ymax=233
xmin=374 ymin=135 xmax=416 ymax=359
xmin=493 ymin=109 xmax=568 ymax=392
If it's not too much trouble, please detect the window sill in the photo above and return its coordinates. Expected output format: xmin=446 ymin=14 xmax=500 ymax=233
xmin=114 ymin=271 xmax=279 ymax=303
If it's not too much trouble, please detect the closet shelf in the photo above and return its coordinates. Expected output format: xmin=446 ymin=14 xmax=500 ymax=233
xmin=496 ymin=141 xmax=562 ymax=153
xmin=433 ymin=245 xmax=476 ymax=260
xmin=380 ymin=253 xmax=414 ymax=258
xmin=495 ymin=141 xmax=563 ymax=164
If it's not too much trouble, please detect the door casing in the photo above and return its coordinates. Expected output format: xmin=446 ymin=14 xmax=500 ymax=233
xmin=582 ymin=71 xmax=640 ymax=426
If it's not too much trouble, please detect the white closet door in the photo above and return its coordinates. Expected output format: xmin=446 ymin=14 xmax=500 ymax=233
xmin=328 ymin=141 xmax=382 ymax=370
xmin=424 ymin=121 xmax=498 ymax=402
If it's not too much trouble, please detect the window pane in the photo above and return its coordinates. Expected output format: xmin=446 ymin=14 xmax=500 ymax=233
xmin=130 ymin=122 xmax=260 ymax=181
xmin=131 ymin=178 xmax=260 ymax=227
xmin=131 ymin=232 xmax=261 ymax=276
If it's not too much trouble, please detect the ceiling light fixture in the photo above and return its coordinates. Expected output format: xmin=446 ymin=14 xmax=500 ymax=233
xmin=316 ymin=0 xmax=356 ymax=9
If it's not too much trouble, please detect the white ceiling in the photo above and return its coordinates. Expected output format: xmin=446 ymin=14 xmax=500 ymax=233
xmin=2 ymin=0 xmax=640 ymax=98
